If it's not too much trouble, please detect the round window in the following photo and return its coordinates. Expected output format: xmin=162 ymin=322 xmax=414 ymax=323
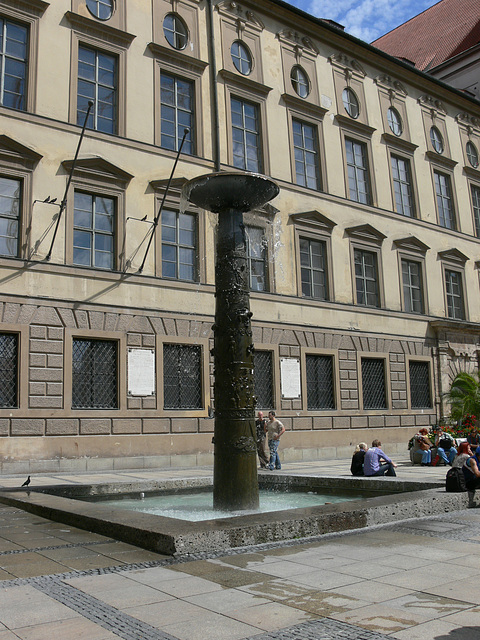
xmin=430 ymin=126 xmax=444 ymax=154
xmin=86 ymin=0 xmax=114 ymax=21
xmin=342 ymin=87 xmax=359 ymax=118
xmin=163 ymin=13 xmax=188 ymax=50
xmin=290 ymin=66 xmax=310 ymax=98
xmin=231 ymin=41 xmax=252 ymax=75
xmin=387 ymin=107 xmax=403 ymax=136
xmin=466 ymin=141 xmax=479 ymax=168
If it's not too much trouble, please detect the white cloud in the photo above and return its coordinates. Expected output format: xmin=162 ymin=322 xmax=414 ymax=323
xmin=300 ymin=0 xmax=438 ymax=42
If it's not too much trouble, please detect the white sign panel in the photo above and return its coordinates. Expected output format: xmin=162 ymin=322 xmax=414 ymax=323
xmin=128 ymin=348 xmax=155 ymax=396
xmin=280 ymin=357 xmax=301 ymax=399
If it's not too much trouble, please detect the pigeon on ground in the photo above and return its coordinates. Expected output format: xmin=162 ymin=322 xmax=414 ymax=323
xmin=21 ymin=476 xmax=31 ymax=487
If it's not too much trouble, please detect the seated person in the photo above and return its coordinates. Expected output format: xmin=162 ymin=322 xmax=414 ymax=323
xmin=463 ymin=446 xmax=480 ymax=491
xmin=412 ymin=428 xmax=432 ymax=465
xmin=452 ymin=442 xmax=472 ymax=468
xmin=364 ymin=440 xmax=397 ymax=477
xmin=350 ymin=443 xmax=368 ymax=476
xmin=434 ymin=429 xmax=457 ymax=466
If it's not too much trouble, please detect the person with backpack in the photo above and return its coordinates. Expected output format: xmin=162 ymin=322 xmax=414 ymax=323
xmin=445 ymin=442 xmax=471 ymax=492
xmin=463 ymin=446 xmax=480 ymax=491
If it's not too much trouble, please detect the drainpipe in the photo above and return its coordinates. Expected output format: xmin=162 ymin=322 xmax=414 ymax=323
xmin=206 ymin=0 xmax=221 ymax=171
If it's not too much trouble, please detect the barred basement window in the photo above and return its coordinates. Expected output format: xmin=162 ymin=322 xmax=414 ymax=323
xmin=409 ymin=361 xmax=432 ymax=409
xmin=306 ymin=354 xmax=335 ymax=410
xmin=254 ymin=350 xmax=273 ymax=409
xmin=361 ymin=358 xmax=387 ymax=410
xmin=72 ymin=339 xmax=117 ymax=409
xmin=163 ymin=344 xmax=202 ymax=409
xmin=0 ymin=333 xmax=18 ymax=408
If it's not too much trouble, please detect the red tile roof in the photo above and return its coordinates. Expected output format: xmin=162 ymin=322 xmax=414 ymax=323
xmin=372 ymin=0 xmax=480 ymax=70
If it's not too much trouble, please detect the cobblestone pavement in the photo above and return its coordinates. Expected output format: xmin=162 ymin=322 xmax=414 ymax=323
xmin=0 ymin=459 xmax=479 ymax=639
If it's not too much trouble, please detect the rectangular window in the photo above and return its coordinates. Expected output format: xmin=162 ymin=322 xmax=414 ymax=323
xmin=163 ymin=343 xmax=202 ymax=409
xmin=245 ymin=225 xmax=267 ymax=291
xmin=300 ymin=237 xmax=327 ymax=300
xmin=401 ymin=259 xmax=424 ymax=314
xmin=77 ymin=46 xmax=117 ymax=134
xmin=0 ymin=17 xmax=28 ymax=110
xmin=346 ymin=138 xmax=371 ymax=204
xmin=391 ymin=155 xmax=415 ymax=217
xmin=434 ymin=170 xmax=455 ymax=229
xmin=354 ymin=248 xmax=379 ymax=307
xmin=306 ymin=354 xmax=335 ymax=410
xmin=0 ymin=176 xmax=21 ymax=257
xmin=471 ymin=184 xmax=480 ymax=238
xmin=362 ymin=358 xmax=387 ymax=410
xmin=0 ymin=333 xmax=18 ymax=408
xmin=231 ymin=97 xmax=261 ymax=172
xmin=445 ymin=268 xmax=465 ymax=320
xmin=254 ymin=350 xmax=273 ymax=409
xmin=72 ymin=338 xmax=118 ymax=409
xmin=409 ymin=361 xmax=432 ymax=409
xmin=160 ymin=73 xmax=194 ymax=155
xmin=73 ymin=191 xmax=115 ymax=269
xmin=161 ymin=209 xmax=196 ymax=281
xmin=292 ymin=118 xmax=320 ymax=190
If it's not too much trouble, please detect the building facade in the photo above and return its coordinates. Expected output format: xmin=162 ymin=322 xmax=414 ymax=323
xmin=0 ymin=0 xmax=479 ymax=473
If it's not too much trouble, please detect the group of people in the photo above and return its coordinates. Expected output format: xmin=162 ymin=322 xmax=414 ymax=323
xmin=350 ymin=440 xmax=397 ymax=477
xmin=451 ymin=443 xmax=480 ymax=490
xmin=412 ymin=427 xmax=458 ymax=466
xmin=256 ymin=410 xmax=285 ymax=471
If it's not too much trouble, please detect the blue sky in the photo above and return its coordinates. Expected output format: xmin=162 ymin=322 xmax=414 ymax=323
xmin=284 ymin=0 xmax=440 ymax=42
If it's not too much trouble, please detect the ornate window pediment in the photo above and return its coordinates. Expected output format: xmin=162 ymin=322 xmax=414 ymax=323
xmin=393 ymin=236 xmax=430 ymax=254
xmin=345 ymin=224 xmax=386 ymax=244
xmin=374 ymin=74 xmax=407 ymax=97
xmin=0 ymin=135 xmax=42 ymax=168
xmin=438 ymin=248 xmax=469 ymax=265
xmin=290 ymin=210 xmax=335 ymax=233
xmin=418 ymin=95 xmax=447 ymax=116
xmin=277 ymin=28 xmax=319 ymax=58
xmin=329 ymin=52 xmax=366 ymax=79
xmin=62 ymin=156 xmax=133 ymax=187
xmin=216 ymin=1 xmax=264 ymax=32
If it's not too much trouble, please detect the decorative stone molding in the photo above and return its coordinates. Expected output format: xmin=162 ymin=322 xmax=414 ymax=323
xmin=438 ymin=248 xmax=469 ymax=265
xmin=393 ymin=236 xmax=430 ymax=254
xmin=277 ymin=28 xmax=319 ymax=58
xmin=455 ymin=112 xmax=480 ymax=132
xmin=289 ymin=210 xmax=336 ymax=233
xmin=216 ymin=1 xmax=265 ymax=32
xmin=345 ymin=224 xmax=386 ymax=245
xmin=418 ymin=94 xmax=447 ymax=116
xmin=374 ymin=74 xmax=407 ymax=97
xmin=329 ymin=52 xmax=366 ymax=79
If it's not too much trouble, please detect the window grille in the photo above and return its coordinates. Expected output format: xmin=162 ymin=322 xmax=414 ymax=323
xmin=300 ymin=237 xmax=327 ymax=300
xmin=292 ymin=119 xmax=320 ymax=190
xmin=0 ymin=333 xmax=18 ymax=408
xmin=78 ymin=46 xmax=117 ymax=134
xmin=161 ymin=209 xmax=196 ymax=281
xmin=445 ymin=269 xmax=465 ymax=320
xmin=362 ymin=358 xmax=387 ymax=410
xmin=0 ymin=176 xmax=21 ymax=257
xmin=354 ymin=248 xmax=379 ymax=307
xmin=72 ymin=339 xmax=117 ymax=409
xmin=254 ymin=350 xmax=273 ymax=409
xmin=231 ymin=97 xmax=262 ymax=172
xmin=0 ymin=18 xmax=28 ymax=111
xmin=391 ymin=155 xmax=414 ymax=217
xmin=163 ymin=344 xmax=202 ymax=409
xmin=306 ymin=354 xmax=335 ymax=410
xmin=160 ymin=73 xmax=194 ymax=154
xmin=245 ymin=225 xmax=267 ymax=291
xmin=409 ymin=361 xmax=432 ymax=409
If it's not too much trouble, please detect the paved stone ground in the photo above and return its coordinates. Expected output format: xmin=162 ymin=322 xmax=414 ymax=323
xmin=0 ymin=457 xmax=479 ymax=639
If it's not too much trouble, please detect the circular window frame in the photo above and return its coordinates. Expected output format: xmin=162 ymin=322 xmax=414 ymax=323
xmin=86 ymin=0 xmax=114 ymax=21
xmin=163 ymin=13 xmax=189 ymax=51
xmin=430 ymin=126 xmax=444 ymax=154
xmin=387 ymin=107 xmax=403 ymax=136
xmin=230 ymin=40 xmax=253 ymax=76
xmin=466 ymin=141 xmax=479 ymax=168
xmin=290 ymin=65 xmax=310 ymax=98
xmin=342 ymin=87 xmax=360 ymax=119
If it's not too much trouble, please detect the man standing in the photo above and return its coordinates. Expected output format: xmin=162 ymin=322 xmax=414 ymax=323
xmin=364 ymin=439 xmax=397 ymax=477
xmin=255 ymin=411 xmax=269 ymax=468
xmin=267 ymin=410 xmax=285 ymax=470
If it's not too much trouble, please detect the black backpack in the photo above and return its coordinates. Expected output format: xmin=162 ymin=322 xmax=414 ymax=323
xmin=445 ymin=467 xmax=467 ymax=492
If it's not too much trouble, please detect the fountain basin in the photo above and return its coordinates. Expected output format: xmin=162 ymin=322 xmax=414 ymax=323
xmin=0 ymin=475 xmax=469 ymax=557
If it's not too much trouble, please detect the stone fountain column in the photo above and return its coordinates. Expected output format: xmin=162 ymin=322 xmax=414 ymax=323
xmin=185 ymin=172 xmax=279 ymax=510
